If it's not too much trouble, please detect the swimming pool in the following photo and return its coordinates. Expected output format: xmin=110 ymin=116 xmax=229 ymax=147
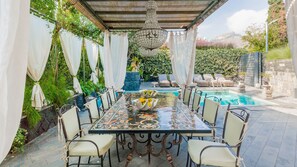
xmin=126 ymin=90 xmax=274 ymax=106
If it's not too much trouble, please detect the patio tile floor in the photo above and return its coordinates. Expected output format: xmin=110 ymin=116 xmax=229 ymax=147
xmin=1 ymin=84 xmax=297 ymax=167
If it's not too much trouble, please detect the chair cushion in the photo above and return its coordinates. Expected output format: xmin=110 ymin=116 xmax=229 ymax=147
xmin=69 ymin=135 xmax=113 ymax=156
xmin=188 ymin=140 xmax=236 ymax=167
xmin=182 ymin=129 xmax=214 ymax=137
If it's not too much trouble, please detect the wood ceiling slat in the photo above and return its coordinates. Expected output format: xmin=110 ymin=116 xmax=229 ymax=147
xmin=91 ymin=5 xmax=208 ymax=12
xmin=96 ymin=11 xmax=202 ymax=15
xmin=70 ymin=0 xmax=227 ymax=30
xmin=87 ymin=1 xmax=211 ymax=7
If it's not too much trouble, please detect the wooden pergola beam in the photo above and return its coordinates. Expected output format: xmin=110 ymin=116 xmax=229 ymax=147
xmin=68 ymin=0 xmax=227 ymax=30
xmin=95 ymin=11 xmax=203 ymax=15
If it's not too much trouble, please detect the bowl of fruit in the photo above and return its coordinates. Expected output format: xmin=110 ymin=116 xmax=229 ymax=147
xmin=140 ymin=90 xmax=158 ymax=98
xmin=133 ymin=97 xmax=158 ymax=111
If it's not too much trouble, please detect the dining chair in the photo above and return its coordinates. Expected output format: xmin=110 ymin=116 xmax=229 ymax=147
xmin=84 ymin=98 xmax=122 ymax=163
xmin=187 ymin=107 xmax=250 ymax=167
xmin=182 ymin=87 xmax=193 ymax=106
xmin=191 ymin=90 xmax=203 ymax=112
xmin=177 ymin=96 xmax=221 ymax=157
xmin=99 ymin=91 xmax=111 ymax=112
xmin=107 ymin=88 xmax=117 ymax=105
xmin=57 ymin=104 xmax=114 ymax=167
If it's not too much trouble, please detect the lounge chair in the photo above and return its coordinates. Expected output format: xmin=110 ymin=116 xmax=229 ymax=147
xmin=169 ymin=74 xmax=178 ymax=87
xmin=158 ymin=74 xmax=170 ymax=87
xmin=203 ymin=74 xmax=219 ymax=87
xmin=193 ymin=74 xmax=209 ymax=87
xmin=215 ymin=74 xmax=235 ymax=87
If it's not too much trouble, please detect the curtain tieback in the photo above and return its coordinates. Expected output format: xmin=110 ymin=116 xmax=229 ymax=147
xmin=34 ymin=81 xmax=40 ymax=85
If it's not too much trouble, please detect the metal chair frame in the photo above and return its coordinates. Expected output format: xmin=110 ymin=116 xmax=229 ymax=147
xmin=57 ymin=104 xmax=112 ymax=167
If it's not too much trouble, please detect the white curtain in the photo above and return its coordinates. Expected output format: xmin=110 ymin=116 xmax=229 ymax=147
xmin=85 ymin=39 xmax=99 ymax=84
xmin=59 ymin=30 xmax=83 ymax=93
xmin=27 ymin=15 xmax=55 ymax=110
xmin=168 ymin=25 xmax=198 ymax=88
xmin=0 ymin=0 xmax=30 ymax=163
xmin=286 ymin=0 xmax=297 ymax=76
xmin=99 ymin=31 xmax=128 ymax=90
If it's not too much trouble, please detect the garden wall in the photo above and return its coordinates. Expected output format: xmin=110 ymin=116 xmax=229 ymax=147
xmin=265 ymin=59 xmax=297 ymax=98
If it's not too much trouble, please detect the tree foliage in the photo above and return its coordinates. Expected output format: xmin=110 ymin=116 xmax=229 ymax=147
xmin=242 ymin=1 xmax=287 ymax=52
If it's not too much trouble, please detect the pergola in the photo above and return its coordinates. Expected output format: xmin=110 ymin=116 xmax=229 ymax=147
xmin=68 ymin=0 xmax=228 ymax=31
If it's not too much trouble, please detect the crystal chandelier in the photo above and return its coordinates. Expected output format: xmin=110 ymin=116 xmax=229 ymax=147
xmin=134 ymin=0 xmax=168 ymax=50
xmin=139 ymin=47 xmax=159 ymax=57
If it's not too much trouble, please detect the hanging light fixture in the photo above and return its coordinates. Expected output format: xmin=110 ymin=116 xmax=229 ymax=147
xmin=139 ymin=47 xmax=159 ymax=57
xmin=134 ymin=0 xmax=168 ymax=50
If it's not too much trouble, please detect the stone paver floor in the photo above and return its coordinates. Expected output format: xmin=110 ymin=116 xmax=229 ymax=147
xmin=1 ymin=86 xmax=297 ymax=167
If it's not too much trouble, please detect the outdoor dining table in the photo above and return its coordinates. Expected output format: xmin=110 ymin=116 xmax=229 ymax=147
xmin=89 ymin=93 xmax=211 ymax=167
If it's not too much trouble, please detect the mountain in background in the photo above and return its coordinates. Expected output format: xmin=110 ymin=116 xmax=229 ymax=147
xmin=197 ymin=32 xmax=245 ymax=48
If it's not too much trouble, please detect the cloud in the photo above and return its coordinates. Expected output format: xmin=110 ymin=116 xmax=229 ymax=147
xmin=227 ymin=9 xmax=268 ymax=34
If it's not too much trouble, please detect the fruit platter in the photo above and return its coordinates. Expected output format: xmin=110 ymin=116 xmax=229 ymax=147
xmin=140 ymin=89 xmax=158 ymax=98
xmin=132 ymin=97 xmax=158 ymax=111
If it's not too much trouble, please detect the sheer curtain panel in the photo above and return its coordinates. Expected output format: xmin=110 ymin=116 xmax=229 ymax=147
xmin=27 ymin=14 xmax=55 ymax=110
xmin=168 ymin=25 xmax=198 ymax=88
xmin=59 ymin=30 xmax=83 ymax=93
xmin=99 ymin=31 xmax=128 ymax=90
xmin=85 ymin=39 xmax=99 ymax=84
xmin=286 ymin=0 xmax=297 ymax=76
xmin=0 ymin=0 xmax=30 ymax=163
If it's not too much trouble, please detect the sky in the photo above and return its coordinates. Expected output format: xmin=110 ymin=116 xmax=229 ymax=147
xmin=198 ymin=0 xmax=269 ymax=40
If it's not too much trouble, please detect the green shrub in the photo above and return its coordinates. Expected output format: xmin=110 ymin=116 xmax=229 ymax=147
xmin=81 ymin=81 xmax=105 ymax=96
xmin=266 ymin=45 xmax=291 ymax=61
xmin=140 ymin=49 xmax=172 ymax=81
xmin=10 ymin=128 xmax=27 ymax=154
xmin=139 ymin=48 xmax=247 ymax=81
xmin=195 ymin=48 xmax=247 ymax=77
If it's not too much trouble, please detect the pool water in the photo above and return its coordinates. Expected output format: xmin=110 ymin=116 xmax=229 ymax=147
xmin=199 ymin=91 xmax=270 ymax=106
xmin=126 ymin=90 xmax=273 ymax=106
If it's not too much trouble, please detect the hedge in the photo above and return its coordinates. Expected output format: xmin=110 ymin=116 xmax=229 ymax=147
xmin=140 ymin=48 xmax=247 ymax=81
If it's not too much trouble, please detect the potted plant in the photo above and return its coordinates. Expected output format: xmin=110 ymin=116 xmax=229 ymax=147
xmin=238 ymin=72 xmax=246 ymax=93
xmin=261 ymin=73 xmax=273 ymax=100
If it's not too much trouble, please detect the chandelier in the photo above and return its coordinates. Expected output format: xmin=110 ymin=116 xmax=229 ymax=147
xmin=134 ymin=0 xmax=168 ymax=50
xmin=139 ymin=47 xmax=159 ymax=57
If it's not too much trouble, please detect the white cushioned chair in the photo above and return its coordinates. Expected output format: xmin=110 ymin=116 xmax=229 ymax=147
xmin=191 ymin=90 xmax=203 ymax=112
xmin=178 ymin=96 xmax=221 ymax=157
xmin=182 ymin=87 xmax=193 ymax=106
xmin=187 ymin=108 xmax=250 ymax=167
xmin=84 ymin=98 xmax=103 ymax=123
xmin=107 ymin=88 xmax=117 ymax=105
xmin=100 ymin=91 xmax=111 ymax=112
xmin=58 ymin=105 xmax=114 ymax=167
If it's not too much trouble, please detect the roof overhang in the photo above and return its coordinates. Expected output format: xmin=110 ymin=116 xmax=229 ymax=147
xmin=68 ymin=0 xmax=228 ymax=31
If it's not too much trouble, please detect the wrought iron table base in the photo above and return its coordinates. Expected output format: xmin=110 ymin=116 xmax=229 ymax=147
xmin=116 ymin=133 xmax=182 ymax=167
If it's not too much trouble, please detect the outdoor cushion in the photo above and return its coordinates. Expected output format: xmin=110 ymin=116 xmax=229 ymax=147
xmin=69 ymin=134 xmax=113 ymax=156
xmin=188 ymin=140 xmax=236 ymax=167
xmin=181 ymin=129 xmax=214 ymax=137
xmin=203 ymin=99 xmax=220 ymax=125
xmin=84 ymin=99 xmax=102 ymax=122
xmin=62 ymin=107 xmax=80 ymax=140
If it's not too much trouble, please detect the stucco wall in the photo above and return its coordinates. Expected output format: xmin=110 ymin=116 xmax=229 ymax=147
xmin=265 ymin=59 xmax=297 ymax=98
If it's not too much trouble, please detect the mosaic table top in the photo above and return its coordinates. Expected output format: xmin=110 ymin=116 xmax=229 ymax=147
xmin=89 ymin=93 xmax=211 ymax=134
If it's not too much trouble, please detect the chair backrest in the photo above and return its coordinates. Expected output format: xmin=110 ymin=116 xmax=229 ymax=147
xmin=182 ymin=87 xmax=192 ymax=106
xmin=158 ymin=74 xmax=167 ymax=81
xmin=108 ymin=88 xmax=117 ymax=105
xmin=85 ymin=98 xmax=101 ymax=123
xmin=192 ymin=90 xmax=202 ymax=111
xmin=169 ymin=74 xmax=175 ymax=81
xmin=222 ymin=109 xmax=249 ymax=154
xmin=100 ymin=92 xmax=110 ymax=110
xmin=58 ymin=105 xmax=81 ymax=140
xmin=202 ymin=97 xmax=220 ymax=125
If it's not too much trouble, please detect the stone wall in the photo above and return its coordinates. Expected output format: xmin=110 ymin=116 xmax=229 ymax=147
xmin=265 ymin=59 xmax=297 ymax=98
